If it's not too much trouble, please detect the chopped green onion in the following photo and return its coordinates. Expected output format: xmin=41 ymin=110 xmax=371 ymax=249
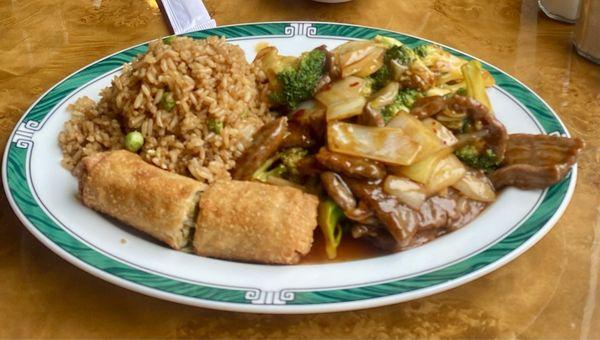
xmin=208 ymin=119 xmax=223 ymax=134
xmin=160 ymin=92 xmax=176 ymax=111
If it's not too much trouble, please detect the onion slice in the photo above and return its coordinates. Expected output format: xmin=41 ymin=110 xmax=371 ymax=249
xmin=452 ymin=170 xmax=496 ymax=202
xmin=316 ymin=77 xmax=368 ymax=121
xmin=388 ymin=112 xmax=449 ymax=162
xmin=383 ymin=175 xmax=427 ymax=209
xmin=327 ymin=121 xmax=422 ymax=166
xmin=394 ymin=149 xmax=465 ymax=194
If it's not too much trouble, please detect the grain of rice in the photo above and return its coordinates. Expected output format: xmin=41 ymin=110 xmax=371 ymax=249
xmin=141 ymin=84 xmax=151 ymax=97
xmin=153 ymin=88 xmax=164 ymax=104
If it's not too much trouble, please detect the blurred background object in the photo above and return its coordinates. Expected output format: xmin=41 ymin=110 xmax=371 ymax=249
xmin=574 ymin=0 xmax=600 ymax=63
xmin=538 ymin=0 xmax=580 ymax=22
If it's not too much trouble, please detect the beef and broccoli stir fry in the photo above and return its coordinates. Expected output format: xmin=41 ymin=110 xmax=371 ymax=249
xmin=232 ymin=36 xmax=583 ymax=259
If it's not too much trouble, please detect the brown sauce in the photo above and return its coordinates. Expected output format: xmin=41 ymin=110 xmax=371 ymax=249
xmin=301 ymin=230 xmax=384 ymax=264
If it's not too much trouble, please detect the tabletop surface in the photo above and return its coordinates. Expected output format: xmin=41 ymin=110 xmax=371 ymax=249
xmin=1 ymin=0 xmax=599 ymax=338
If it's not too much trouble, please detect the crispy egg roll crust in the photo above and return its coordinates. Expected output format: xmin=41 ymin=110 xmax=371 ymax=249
xmin=78 ymin=150 xmax=203 ymax=249
xmin=194 ymin=180 xmax=319 ymax=264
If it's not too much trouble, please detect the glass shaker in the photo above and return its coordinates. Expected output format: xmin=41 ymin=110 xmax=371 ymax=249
xmin=574 ymin=0 xmax=600 ymax=63
xmin=539 ymin=0 xmax=581 ymax=23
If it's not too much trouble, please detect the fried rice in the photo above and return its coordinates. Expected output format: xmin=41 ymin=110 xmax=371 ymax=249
xmin=59 ymin=36 xmax=270 ymax=187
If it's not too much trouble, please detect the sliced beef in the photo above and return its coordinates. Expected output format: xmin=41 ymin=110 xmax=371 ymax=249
xmin=490 ymin=133 xmax=584 ymax=190
xmin=289 ymin=104 xmax=327 ymax=142
xmin=490 ymin=164 xmax=567 ymax=190
xmin=346 ymin=183 xmax=487 ymax=252
xmin=295 ymin=155 xmax=324 ymax=177
xmin=280 ymin=122 xmax=315 ymax=149
xmin=502 ymin=133 xmax=583 ymax=166
xmin=351 ymin=224 xmax=381 ymax=239
xmin=345 ymin=178 xmax=418 ymax=247
xmin=411 ymin=95 xmax=508 ymax=162
xmin=351 ymin=225 xmax=449 ymax=252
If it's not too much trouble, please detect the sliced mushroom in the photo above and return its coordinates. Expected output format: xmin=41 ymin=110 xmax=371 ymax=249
xmin=357 ymin=103 xmax=385 ymax=127
xmin=320 ymin=172 xmax=357 ymax=213
xmin=314 ymin=45 xmax=334 ymax=90
xmin=315 ymin=147 xmax=387 ymax=180
xmin=357 ymin=81 xmax=400 ymax=127
xmin=320 ymin=172 xmax=375 ymax=223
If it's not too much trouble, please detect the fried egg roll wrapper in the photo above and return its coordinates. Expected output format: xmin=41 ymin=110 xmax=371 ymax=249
xmin=194 ymin=180 xmax=319 ymax=264
xmin=78 ymin=150 xmax=203 ymax=250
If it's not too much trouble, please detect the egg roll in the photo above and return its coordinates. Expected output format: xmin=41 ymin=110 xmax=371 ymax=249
xmin=77 ymin=150 xmax=203 ymax=249
xmin=194 ymin=180 xmax=319 ymax=264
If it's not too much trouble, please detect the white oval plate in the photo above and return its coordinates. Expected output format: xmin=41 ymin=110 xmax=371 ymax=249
xmin=2 ymin=22 xmax=576 ymax=314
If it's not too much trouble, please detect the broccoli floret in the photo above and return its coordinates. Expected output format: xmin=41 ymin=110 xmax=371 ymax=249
xmin=366 ymin=64 xmax=391 ymax=91
xmin=269 ymin=50 xmax=327 ymax=110
xmin=454 ymin=145 xmax=500 ymax=172
xmin=252 ymin=148 xmax=308 ymax=182
xmin=413 ymin=44 xmax=429 ymax=58
xmin=397 ymin=88 xmax=422 ymax=107
xmin=384 ymin=45 xmax=435 ymax=91
xmin=279 ymin=147 xmax=308 ymax=176
xmin=414 ymin=44 xmax=452 ymax=65
xmin=413 ymin=44 xmax=442 ymax=60
xmin=381 ymin=88 xmax=422 ymax=123
xmin=381 ymin=109 xmax=396 ymax=125
xmin=252 ymin=155 xmax=286 ymax=182
xmin=385 ymin=45 xmax=417 ymax=66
